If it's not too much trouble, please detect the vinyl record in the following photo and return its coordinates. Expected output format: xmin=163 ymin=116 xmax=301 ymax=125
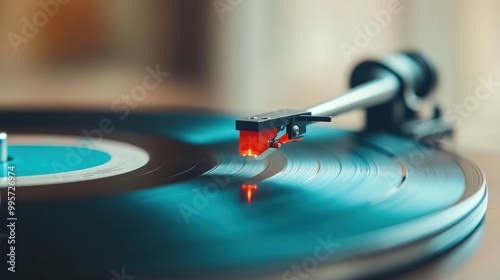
xmin=0 ymin=111 xmax=487 ymax=280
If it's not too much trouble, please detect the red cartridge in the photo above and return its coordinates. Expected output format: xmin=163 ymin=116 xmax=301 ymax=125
xmin=239 ymin=128 xmax=277 ymax=157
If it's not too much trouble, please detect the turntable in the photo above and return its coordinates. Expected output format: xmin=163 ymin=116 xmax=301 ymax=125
xmin=0 ymin=53 xmax=487 ymax=280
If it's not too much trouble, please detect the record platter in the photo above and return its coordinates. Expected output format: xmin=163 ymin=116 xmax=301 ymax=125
xmin=0 ymin=53 xmax=488 ymax=280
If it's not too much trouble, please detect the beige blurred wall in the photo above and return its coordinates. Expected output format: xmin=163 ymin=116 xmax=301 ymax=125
xmin=214 ymin=0 xmax=402 ymax=114
xmin=0 ymin=1 xmax=179 ymax=111
xmin=453 ymin=0 xmax=500 ymax=152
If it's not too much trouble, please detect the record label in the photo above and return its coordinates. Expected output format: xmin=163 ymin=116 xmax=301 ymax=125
xmin=0 ymin=134 xmax=150 ymax=187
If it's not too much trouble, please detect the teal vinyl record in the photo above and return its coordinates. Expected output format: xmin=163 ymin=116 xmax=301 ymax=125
xmin=0 ymin=111 xmax=487 ymax=280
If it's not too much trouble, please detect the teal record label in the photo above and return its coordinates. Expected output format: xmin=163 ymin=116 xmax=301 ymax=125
xmin=0 ymin=135 xmax=150 ymax=187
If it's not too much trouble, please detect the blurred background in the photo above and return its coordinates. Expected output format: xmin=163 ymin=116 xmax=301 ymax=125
xmin=0 ymin=0 xmax=499 ymax=153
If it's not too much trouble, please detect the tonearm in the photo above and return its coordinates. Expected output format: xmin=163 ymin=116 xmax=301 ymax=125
xmin=235 ymin=52 xmax=452 ymax=157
